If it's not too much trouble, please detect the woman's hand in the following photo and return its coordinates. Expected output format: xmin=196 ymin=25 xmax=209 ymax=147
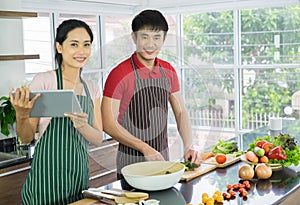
xmin=9 ymin=87 xmax=40 ymax=143
xmin=9 ymin=87 xmax=40 ymax=119
xmin=65 ymin=111 xmax=102 ymax=146
xmin=64 ymin=112 xmax=88 ymax=130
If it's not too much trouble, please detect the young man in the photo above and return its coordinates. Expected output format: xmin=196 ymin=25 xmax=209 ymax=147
xmin=101 ymin=9 xmax=200 ymax=188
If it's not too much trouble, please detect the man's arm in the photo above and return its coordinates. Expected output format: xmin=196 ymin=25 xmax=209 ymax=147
xmin=101 ymin=96 xmax=164 ymax=161
xmin=169 ymin=91 xmax=200 ymax=164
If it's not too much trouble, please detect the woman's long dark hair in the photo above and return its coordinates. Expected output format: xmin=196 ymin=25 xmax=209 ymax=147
xmin=55 ymin=19 xmax=93 ymax=68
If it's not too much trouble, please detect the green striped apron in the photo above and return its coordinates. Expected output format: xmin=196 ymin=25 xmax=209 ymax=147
xmin=21 ymin=68 xmax=93 ymax=205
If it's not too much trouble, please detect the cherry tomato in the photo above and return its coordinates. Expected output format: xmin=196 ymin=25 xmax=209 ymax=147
xmin=215 ymin=153 xmax=227 ymax=164
xmin=227 ymin=184 xmax=233 ymax=190
xmin=228 ymin=190 xmax=236 ymax=196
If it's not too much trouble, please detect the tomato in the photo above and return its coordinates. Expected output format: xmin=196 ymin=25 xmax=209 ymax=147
xmin=255 ymin=140 xmax=267 ymax=148
xmin=215 ymin=153 xmax=227 ymax=164
xmin=262 ymin=142 xmax=275 ymax=154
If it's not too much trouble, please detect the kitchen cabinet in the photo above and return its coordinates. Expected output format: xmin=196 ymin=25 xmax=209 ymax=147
xmin=0 ymin=139 xmax=118 ymax=204
xmin=0 ymin=162 xmax=30 ymax=205
xmin=88 ymin=139 xmax=118 ymax=188
xmin=0 ymin=10 xmax=40 ymax=61
xmin=0 ymin=11 xmax=37 ymax=18
xmin=0 ymin=54 xmax=40 ymax=61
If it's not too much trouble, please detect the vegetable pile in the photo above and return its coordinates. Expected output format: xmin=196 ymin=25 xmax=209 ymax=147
xmin=192 ymin=180 xmax=252 ymax=205
xmin=247 ymin=133 xmax=300 ymax=167
xmin=212 ymin=139 xmax=243 ymax=156
xmin=181 ymin=160 xmax=200 ymax=171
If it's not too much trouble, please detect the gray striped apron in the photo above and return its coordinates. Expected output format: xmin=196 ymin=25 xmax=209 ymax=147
xmin=117 ymin=57 xmax=170 ymax=184
xmin=21 ymin=68 xmax=93 ymax=205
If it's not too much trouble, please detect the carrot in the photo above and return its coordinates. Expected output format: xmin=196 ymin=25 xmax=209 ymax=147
xmin=260 ymin=156 xmax=269 ymax=163
xmin=246 ymin=151 xmax=259 ymax=163
xmin=201 ymin=152 xmax=214 ymax=160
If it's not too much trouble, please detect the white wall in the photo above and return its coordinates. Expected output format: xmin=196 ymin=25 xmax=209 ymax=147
xmin=21 ymin=0 xmax=300 ymax=15
xmin=0 ymin=0 xmax=26 ymax=97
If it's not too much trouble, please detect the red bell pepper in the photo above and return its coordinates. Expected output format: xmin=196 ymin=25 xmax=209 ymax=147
xmin=268 ymin=146 xmax=287 ymax=160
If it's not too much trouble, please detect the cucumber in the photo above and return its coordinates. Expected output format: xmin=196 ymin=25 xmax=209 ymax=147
xmin=254 ymin=146 xmax=265 ymax=157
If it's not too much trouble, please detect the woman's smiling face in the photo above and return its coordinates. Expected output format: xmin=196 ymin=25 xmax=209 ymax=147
xmin=56 ymin=27 xmax=92 ymax=69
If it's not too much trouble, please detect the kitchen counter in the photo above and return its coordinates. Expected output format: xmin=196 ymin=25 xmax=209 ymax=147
xmin=0 ymin=139 xmax=118 ymax=204
xmin=73 ymin=119 xmax=300 ymax=205
xmin=75 ymin=163 xmax=300 ymax=205
xmin=0 ymin=136 xmax=33 ymax=170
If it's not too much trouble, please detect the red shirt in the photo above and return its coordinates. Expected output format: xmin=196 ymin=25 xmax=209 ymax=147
xmin=103 ymin=53 xmax=180 ymax=122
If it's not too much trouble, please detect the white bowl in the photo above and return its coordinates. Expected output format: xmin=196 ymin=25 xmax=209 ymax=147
xmin=121 ymin=161 xmax=185 ymax=191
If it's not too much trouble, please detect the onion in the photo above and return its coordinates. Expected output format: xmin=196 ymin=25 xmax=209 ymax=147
xmin=238 ymin=164 xmax=254 ymax=180
xmin=255 ymin=163 xmax=272 ymax=179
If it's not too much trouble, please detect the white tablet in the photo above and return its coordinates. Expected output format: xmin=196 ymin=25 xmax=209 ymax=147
xmin=13 ymin=90 xmax=83 ymax=117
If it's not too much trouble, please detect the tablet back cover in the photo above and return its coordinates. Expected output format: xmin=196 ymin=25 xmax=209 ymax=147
xmin=29 ymin=90 xmax=82 ymax=117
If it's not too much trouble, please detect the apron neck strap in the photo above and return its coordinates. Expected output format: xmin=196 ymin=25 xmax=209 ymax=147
xmin=56 ymin=68 xmax=63 ymax=89
xmin=56 ymin=68 xmax=91 ymax=98
xmin=130 ymin=56 xmax=167 ymax=79
xmin=130 ymin=56 xmax=141 ymax=79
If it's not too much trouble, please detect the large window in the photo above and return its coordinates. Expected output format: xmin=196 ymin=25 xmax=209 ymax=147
xmin=23 ymin=13 xmax=52 ymax=75
xmin=241 ymin=7 xmax=300 ymax=65
xmin=182 ymin=11 xmax=235 ymax=134
xmin=159 ymin=15 xmax=178 ymax=66
xmin=21 ymin=5 xmax=300 ymax=139
xmin=181 ymin=6 xmax=300 ymax=133
xmin=240 ymin=7 xmax=300 ymax=129
xmin=183 ymin=11 xmax=234 ymax=64
xmin=103 ymin=15 xmax=132 ymax=74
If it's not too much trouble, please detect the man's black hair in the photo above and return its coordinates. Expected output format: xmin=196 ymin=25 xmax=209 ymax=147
xmin=132 ymin=9 xmax=169 ymax=33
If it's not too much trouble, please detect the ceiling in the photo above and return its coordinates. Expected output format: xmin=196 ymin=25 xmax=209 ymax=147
xmin=22 ymin=0 xmax=300 ymax=15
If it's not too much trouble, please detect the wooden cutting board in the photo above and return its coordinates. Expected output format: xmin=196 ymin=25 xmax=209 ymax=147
xmin=203 ymin=155 xmax=241 ymax=168
xmin=180 ymin=155 xmax=241 ymax=182
xmin=69 ymin=198 xmax=104 ymax=205
xmin=72 ymin=188 xmax=148 ymax=205
xmin=180 ymin=163 xmax=217 ymax=182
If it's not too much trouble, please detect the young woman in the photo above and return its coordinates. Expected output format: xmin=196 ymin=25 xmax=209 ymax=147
xmin=9 ymin=19 xmax=103 ymax=204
